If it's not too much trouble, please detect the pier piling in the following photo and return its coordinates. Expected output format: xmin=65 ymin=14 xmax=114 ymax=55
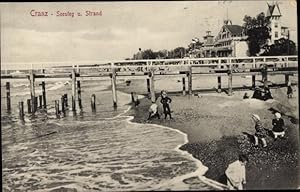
xmin=27 ymin=99 xmax=32 ymax=113
xmin=29 ymin=71 xmax=36 ymax=113
xmin=150 ymin=67 xmax=156 ymax=102
xmin=34 ymin=97 xmax=38 ymax=112
xmin=55 ymin=100 xmax=60 ymax=117
xmin=91 ymin=94 xmax=96 ymax=112
xmin=111 ymin=66 xmax=117 ymax=108
xmin=19 ymin=101 xmax=24 ymax=119
xmin=182 ymin=77 xmax=186 ymax=96
xmin=217 ymin=76 xmax=222 ymax=93
xmin=285 ymin=74 xmax=290 ymax=85
xmin=6 ymin=82 xmax=11 ymax=112
xmin=77 ymin=81 xmax=82 ymax=110
xmin=64 ymin=94 xmax=68 ymax=108
xmin=228 ymin=66 xmax=233 ymax=96
xmin=39 ymin=95 xmax=43 ymax=109
xmin=71 ymin=69 xmax=76 ymax=111
xmin=188 ymin=66 xmax=192 ymax=95
xmin=252 ymin=75 xmax=256 ymax=89
xmin=41 ymin=82 xmax=46 ymax=109
xmin=146 ymin=79 xmax=150 ymax=94
xmin=61 ymin=95 xmax=65 ymax=115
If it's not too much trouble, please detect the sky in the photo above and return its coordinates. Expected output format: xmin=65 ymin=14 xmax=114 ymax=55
xmin=0 ymin=1 xmax=298 ymax=66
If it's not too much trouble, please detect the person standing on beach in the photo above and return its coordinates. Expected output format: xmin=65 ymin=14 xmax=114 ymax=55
xmin=148 ymin=101 xmax=160 ymax=120
xmin=252 ymin=114 xmax=267 ymax=148
xmin=160 ymin=91 xmax=173 ymax=119
xmin=225 ymin=154 xmax=248 ymax=190
xmin=272 ymin=112 xmax=285 ymax=139
xmin=287 ymin=81 xmax=293 ymax=98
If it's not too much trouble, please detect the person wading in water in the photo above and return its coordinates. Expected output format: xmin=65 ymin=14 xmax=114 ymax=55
xmin=160 ymin=91 xmax=173 ymax=120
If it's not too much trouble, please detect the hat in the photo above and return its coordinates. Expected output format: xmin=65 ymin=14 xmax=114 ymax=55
xmin=251 ymin=114 xmax=260 ymax=121
xmin=275 ymin=112 xmax=281 ymax=119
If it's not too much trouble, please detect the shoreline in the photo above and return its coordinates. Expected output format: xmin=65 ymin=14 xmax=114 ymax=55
xmin=119 ymin=78 xmax=299 ymax=190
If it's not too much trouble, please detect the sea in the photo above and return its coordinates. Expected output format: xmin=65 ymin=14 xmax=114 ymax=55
xmin=1 ymin=78 xmax=222 ymax=191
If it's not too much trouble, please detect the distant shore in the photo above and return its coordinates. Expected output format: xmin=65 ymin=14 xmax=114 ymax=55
xmin=120 ymin=76 xmax=299 ymax=190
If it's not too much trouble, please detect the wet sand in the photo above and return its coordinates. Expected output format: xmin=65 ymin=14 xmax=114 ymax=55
xmin=120 ymin=76 xmax=299 ymax=190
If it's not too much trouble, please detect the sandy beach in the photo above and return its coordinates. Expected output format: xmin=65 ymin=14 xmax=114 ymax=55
xmin=120 ymin=75 xmax=299 ymax=190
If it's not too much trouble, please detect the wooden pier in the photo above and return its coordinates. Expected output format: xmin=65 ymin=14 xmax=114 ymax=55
xmin=1 ymin=55 xmax=298 ymax=116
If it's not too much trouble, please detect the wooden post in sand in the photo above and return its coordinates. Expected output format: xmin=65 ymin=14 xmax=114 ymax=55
xmin=149 ymin=65 xmax=156 ymax=102
xmin=182 ymin=77 xmax=186 ymax=95
xmin=6 ymin=82 xmax=11 ymax=112
xmin=41 ymin=82 xmax=46 ymax=109
xmin=285 ymin=74 xmax=290 ymax=85
xmin=146 ymin=79 xmax=151 ymax=94
xmin=77 ymin=80 xmax=82 ymax=110
xmin=29 ymin=70 xmax=36 ymax=113
xmin=262 ymin=64 xmax=268 ymax=85
xmin=188 ymin=65 xmax=192 ymax=95
xmin=252 ymin=75 xmax=256 ymax=89
xmin=217 ymin=76 xmax=222 ymax=93
xmin=227 ymin=65 xmax=233 ymax=96
xmin=71 ymin=68 xmax=77 ymax=111
xmin=111 ymin=64 xmax=117 ymax=108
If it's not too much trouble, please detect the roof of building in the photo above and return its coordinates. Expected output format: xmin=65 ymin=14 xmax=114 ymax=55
xmin=224 ymin=25 xmax=243 ymax=36
xmin=266 ymin=3 xmax=281 ymax=17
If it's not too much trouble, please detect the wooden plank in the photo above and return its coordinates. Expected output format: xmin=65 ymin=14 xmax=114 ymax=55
xmin=71 ymin=68 xmax=76 ymax=111
xmin=29 ymin=70 xmax=36 ymax=113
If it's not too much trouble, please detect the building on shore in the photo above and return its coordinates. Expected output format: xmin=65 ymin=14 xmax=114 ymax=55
xmin=266 ymin=2 xmax=289 ymax=45
xmin=213 ymin=20 xmax=248 ymax=57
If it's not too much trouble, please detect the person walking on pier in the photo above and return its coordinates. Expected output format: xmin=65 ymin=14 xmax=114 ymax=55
xmin=272 ymin=112 xmax=285 ymax=140
xmin=225 ymin=154 xmax=248 ymax=190
xmin=251 ymin=114 xmax=267 ymax=148
xmin=161 ymin=91 xmax=173 ymax=119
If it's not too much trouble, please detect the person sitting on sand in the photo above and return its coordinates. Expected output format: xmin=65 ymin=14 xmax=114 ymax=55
xmin=272 ymin=112 xmax=285 ymax=140
xmin=225 ymin=154 xmax=249 ymax=190
xmin=160 ymin=91 xmax=173 ymax=119
xmin=287 ymin=81 xmax=293 ymax=98
xmin=148 ymin=101 xmax=160 ymax=120
xmin=263 ymin=86 xmax=273 ymax=101
xmin=252 ymin=87 xmax=263 ymax=100
xmin=252 ymin=114 xmax=267 ymax=148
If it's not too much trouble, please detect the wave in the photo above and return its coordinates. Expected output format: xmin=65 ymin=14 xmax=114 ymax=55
xmin=100 ymin=104 xmax=228 ymax=190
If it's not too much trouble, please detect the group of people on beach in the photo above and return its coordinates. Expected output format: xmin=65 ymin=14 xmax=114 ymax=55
xmin=251 ymin=111 xmax=286 ymax=148
xmin=148 ymin=90 xmax=173 ymax=120
xmin=225 ymin=111 xmax=286 ymax=190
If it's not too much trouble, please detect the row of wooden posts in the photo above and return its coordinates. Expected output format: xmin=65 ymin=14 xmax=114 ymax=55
xmin=5 ymin=65 xmax=292 ymax=119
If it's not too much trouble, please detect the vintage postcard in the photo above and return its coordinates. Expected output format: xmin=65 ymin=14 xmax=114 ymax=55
xmin=1 ymin=1 xmax=298 ymax=191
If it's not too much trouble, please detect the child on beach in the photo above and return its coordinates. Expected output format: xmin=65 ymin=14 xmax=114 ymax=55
xmin=287 ymin=81 xmax=293 ymax=98
xmin=148 ymin=101 xmax=160 ymax=120
xmin=272 ymin=112 xmax=285 ymax=139
xmin=160 ymin=91 xmax=173 ymax=119
xmin=252 ymin=114 xmax=267 ymax=148
xmin=225 ymin=154 xmax=248 ymax=190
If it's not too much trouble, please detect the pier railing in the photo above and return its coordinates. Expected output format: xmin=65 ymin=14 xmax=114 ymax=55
xmin=1 ymin=55 xmax=298 ymax=72
xmin=1 ymin=55 xmax=298 ymax=115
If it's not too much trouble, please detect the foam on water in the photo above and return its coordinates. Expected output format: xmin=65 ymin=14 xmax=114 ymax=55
xmin=2 ymin=80 xmax=227 ymax=191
